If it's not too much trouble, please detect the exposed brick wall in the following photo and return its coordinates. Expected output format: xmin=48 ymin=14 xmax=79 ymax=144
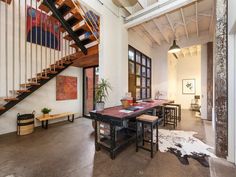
xmin=85 ymin=68 xmax=94 ymax=114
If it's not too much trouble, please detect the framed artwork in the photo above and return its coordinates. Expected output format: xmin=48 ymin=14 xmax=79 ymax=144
xmin=56 ymin=76 xmax=77 ymax=100
xmin=182 ymin=79 xmax=195 ymax=94
xmin=27 ymin=6 xmax=61 ymax=50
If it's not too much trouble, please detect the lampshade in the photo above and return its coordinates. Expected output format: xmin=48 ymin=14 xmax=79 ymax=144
xmin=168 ymin=40 xmax=181 ymax=53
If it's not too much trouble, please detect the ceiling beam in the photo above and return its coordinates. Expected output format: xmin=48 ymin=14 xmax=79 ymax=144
xmin=152 ymin=19 xmax=170 ymax=43
xmin=209 ymin=7 xmax=215 ymax=35
xmin=138 ymin=0 xmax=148 ymax=8
xmin=195 ymin=2 xmax=199 ymax=37
xmin=180 ymin=8 xmax=189 ymax=39
xmin=124 ymin=0 xmax=197 ymax=28
xmin=141 ymin=23 xmax=162 ymax=45
xmin=165 ymin=14 xmax=177 ymax=39
xmin=133 ymin=26 xmax=154 ymax=46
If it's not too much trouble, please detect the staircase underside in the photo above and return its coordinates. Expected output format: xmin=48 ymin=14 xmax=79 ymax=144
xmin=72 ymin=45 xmax=98 ymax=67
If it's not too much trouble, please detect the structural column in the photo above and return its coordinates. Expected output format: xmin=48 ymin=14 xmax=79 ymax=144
xmin=207 ymin=42 xmax=213 ymax=121
xmin=215 ymin=0 xmax=228 ymax=158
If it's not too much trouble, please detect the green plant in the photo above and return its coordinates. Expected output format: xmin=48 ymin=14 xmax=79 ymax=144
xmin=41 ymin=108 xmax=52 ymax=114
xmin=95 ymin=79 xmax=112 ymax=103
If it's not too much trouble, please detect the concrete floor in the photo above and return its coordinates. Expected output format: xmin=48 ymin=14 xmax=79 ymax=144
xmin=0 ymin=110 xmax=215 ymax=177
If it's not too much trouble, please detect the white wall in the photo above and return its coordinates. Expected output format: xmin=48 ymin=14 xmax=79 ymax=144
xmin=175 ymin=54 xmax=201 ymax=109
xmin=0 ymin=66 xmax=83 ymax=135
xmin=167 ymin=54 xmax=177 ymax=101
xmin=228 ymin=0 xmax=236 ymax=164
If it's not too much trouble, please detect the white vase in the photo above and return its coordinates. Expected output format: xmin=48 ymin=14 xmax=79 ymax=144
xmin=96 ymin=102 xmax=105 ymax=111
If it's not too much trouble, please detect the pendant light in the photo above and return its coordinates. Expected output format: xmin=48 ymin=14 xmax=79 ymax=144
xmin=168 ymin=40 xmax=181 ymax=53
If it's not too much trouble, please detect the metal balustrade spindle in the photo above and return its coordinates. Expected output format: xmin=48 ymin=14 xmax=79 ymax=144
xmin=12 ymin=0 xmax=15 ymax=96
xmin=5 ymin=0 xmax=8 ymax=98
xmin=40 ymin=9 xmax=43 ymax=77
xmin=30 ymin=0 xmax=33 ymax=81
xmin=53 ymin=22 xmax=56 ymax=71
xmin=19 ymin=0 xmax=22 ymax=88
xmin=25 ymin=0 xmax=27 ymax=87
xmin=49 ymin=19 xmax=52 ymax=71
xmin=45 ymin=19 xmax=47 ymax=76
xmin=35 ymin=0 xmax=38 ymax=83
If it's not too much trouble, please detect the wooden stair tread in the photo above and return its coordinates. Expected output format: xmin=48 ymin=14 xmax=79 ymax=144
xmin=28 ymin=82 xmax=40 ymax=86
xmin=38 ymin=3 xmax=50 ymax=13
xmin=0 ymin=106 xmax=5 ymax=111
xmin=0 ymin=0 xmax=12 ymax=5
xmin=43 ymin=69 xmax=58 ymax=74
xmin=20 ymin=83 xmax=32 ymax=87
xmin=70 ymin=35 xmax=96 ymax=48
xmin=4 ymin=97 xmax=19 ymax=102
xmin=50 ymin=64 xmax=65 ymax=69
xmin=16 ymin=90 xmax=31 ymax=93
xmin=66 ymin=15 xmax=83 ymax=28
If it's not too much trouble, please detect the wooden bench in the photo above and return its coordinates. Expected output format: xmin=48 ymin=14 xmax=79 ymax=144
xmin=36 ymin=112 xmax=75 ymax=129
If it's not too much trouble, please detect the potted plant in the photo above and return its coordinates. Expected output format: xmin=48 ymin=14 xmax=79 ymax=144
xmin=95 ymin=79 xmax=112 ymax=111
xmin=41 ymin=108 xmax=51 ymax=117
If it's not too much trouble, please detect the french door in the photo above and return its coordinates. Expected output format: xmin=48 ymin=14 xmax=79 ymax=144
xmin=83 ymin=66 xmax=99 ymax=117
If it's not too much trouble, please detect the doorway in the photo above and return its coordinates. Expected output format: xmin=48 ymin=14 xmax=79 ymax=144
xmin=83 ymin=66 xmax=99 ymax=117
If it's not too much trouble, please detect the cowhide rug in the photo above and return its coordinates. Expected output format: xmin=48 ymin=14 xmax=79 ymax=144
xmin=156 ymin=129 xmax=216 ymax=167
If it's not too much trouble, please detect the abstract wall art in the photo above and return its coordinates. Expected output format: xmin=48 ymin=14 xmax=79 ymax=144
xmin=27 ymin=6 xmax=61 ymax=50
xmin=182 ymin=79 xmax=195 ymax=94
xmin=56 ymin=75 xmax=77 ymax=101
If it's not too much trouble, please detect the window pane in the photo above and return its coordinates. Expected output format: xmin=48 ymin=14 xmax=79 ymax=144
xmin=142 ymin=55 xmax=146 ymax=65
xmin=129 ymin=61 xmax=134 ymax=74
xmin=147 ymin=58 xmax=151 ymax=67
xmin=147 ymin=79 xmax=151 ymax=87
xmin=129 ymin=48 xmax=134 ymax=61
xmin=136 ymin=64 xmax=141 ymax=75
xmin=136 ymin=51 xmax=141 ymax=63
xmin=142 ymin=89 xmax=146 ymax=99
xmin=147 ymin=68 xmax=151 ymax=78
xmin=142 ymin=77 xmax=146 ymax=87
xmin=136 ymin=88 xmax=141 ymax=100
xmin=142 ymin=66 xmax=146 ymax=77
xmin=147 ymin=88 xmax=151 ymax=98
xmin=136 ymin=76 xmax=141 ymax=87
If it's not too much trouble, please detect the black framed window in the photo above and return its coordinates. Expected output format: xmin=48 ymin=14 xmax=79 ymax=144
xmin=128 ymin=45 xmax=152 ymax=100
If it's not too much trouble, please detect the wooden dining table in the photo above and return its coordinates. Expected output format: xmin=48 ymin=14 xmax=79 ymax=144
xmin=89 ymin=99 xmax=173 ymax=159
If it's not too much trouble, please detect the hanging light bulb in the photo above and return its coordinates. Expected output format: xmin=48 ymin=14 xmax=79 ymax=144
xmin=168 ymin=40 xmax=181 ymax=53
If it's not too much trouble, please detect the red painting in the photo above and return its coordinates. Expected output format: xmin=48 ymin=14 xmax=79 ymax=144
xmin=56 ymin=76 xmax=77 ymax=101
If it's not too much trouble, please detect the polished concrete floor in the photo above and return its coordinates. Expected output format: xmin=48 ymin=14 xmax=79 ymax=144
xmin=0 ymin=110 xmax=213 ymax=177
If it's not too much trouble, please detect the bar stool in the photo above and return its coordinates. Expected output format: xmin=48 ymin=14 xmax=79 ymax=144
xmin=136 ymin=115 xmax=159 ymax=158
xmin=164 ymin=106 xmax=178 ymax=129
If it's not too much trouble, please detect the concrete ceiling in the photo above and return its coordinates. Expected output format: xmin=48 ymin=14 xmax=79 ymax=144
xmin=121 ymin=0 xmax=214 ymax=47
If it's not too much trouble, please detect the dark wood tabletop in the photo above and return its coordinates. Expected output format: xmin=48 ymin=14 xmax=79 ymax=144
xmin=92 ymin=99 xmax=173 ymax=120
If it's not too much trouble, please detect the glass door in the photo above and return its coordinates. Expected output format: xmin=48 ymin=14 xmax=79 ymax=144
xmin=83 ymin=67 xmax=99 ymax=117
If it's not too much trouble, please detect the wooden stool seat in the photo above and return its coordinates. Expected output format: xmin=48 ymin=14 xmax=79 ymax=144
xmin=136 ymin=114 xmax=159 ymax=158
xmin=137 ymin=115 xmax=158 ymax=123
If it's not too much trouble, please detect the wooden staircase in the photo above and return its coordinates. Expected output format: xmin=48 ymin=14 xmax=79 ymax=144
xmin=0 ymin=0 xmax=99 ymax=115
xmin=0 ymin=46 xmax=98 ymax=116
xmin=39 ymin=0 xmax=99 ymax=52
